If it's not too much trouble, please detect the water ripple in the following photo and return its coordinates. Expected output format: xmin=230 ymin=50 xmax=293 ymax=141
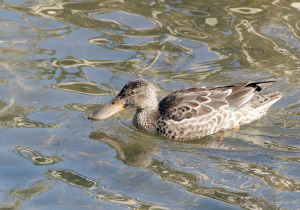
xmin=174 ymin=27 xmax=210 ymax=39
xmin=53 ymin=81 xmax=112 ymax=95
xmin=47 ymin=169 xmax=99 ymax=190
xmin=13 ymin=146 xmax=63 ymax=165
xmin=91 ymin=11 xmax=157 ymax=30
xmin=1 ymin=0 xmax=300 ymax=209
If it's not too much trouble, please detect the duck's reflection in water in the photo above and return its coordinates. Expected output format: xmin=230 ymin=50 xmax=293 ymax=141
xmin=88 ymin=131 xmax=291 ymax=209
xmin=89 ymin=130 xmax=158 ymax=168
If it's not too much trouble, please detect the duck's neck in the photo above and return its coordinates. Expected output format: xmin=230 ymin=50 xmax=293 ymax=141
xmin=133 ymin=107 xmax=160 ymax=133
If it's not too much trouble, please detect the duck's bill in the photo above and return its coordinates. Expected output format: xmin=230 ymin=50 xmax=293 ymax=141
xmin=88 ymin=98 xmax=126 ymax=121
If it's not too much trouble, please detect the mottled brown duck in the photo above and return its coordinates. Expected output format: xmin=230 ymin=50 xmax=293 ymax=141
xmin=88 ymin=79 xmax=282 ymax=140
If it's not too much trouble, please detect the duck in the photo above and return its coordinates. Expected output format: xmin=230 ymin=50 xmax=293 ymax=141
xmin=88 ymin=78 xmax=282 ymax=140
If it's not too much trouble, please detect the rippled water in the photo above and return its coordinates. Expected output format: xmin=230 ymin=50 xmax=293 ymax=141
xmin=1 ymin=0 xmax=300 ymax=209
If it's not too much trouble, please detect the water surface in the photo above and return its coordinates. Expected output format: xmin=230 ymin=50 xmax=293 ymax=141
xmin=1 ymin=0 xmax=300 ymax=209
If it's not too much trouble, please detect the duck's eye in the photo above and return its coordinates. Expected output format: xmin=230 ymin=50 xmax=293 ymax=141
xmin=130 ymin=90 xmax=137 ymax=95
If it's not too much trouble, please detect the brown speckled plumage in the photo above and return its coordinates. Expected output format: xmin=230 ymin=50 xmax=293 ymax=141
xmin=88 ymin=79 xmax=282 ymax=140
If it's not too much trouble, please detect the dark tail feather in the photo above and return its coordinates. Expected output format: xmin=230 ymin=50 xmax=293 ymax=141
xmin=246 ymin=78 xmax=276 ymax=92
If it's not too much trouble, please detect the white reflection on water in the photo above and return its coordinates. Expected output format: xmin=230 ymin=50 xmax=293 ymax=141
xmin=291 ymin=3 xmax=300 ymax=10
xmin=229 ymin=7 xmax=263 ymax=15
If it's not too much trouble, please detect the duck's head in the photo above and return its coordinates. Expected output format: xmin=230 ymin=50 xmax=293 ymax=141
xmin=88 ymin=79 xmax=157 ymax=121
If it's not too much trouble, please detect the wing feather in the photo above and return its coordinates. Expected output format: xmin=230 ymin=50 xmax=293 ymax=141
xmin=158 ymin=79 xmax=275 ymax=121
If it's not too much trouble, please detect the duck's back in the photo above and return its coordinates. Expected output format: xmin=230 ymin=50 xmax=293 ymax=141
xmin=156 ymin=79 xmax=282 ymax=140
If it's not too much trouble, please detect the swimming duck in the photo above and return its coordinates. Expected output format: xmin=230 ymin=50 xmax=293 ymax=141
xmin=88 ymin=79 xmax=282 ymax=140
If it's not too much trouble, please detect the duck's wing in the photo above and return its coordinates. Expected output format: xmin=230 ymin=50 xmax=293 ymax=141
xmin=158 ymin=79 xmax=276 ymax=121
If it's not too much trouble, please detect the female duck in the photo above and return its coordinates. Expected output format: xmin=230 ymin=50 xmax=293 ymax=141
xmin=88 ymin=79 xmax=282 ymax=140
